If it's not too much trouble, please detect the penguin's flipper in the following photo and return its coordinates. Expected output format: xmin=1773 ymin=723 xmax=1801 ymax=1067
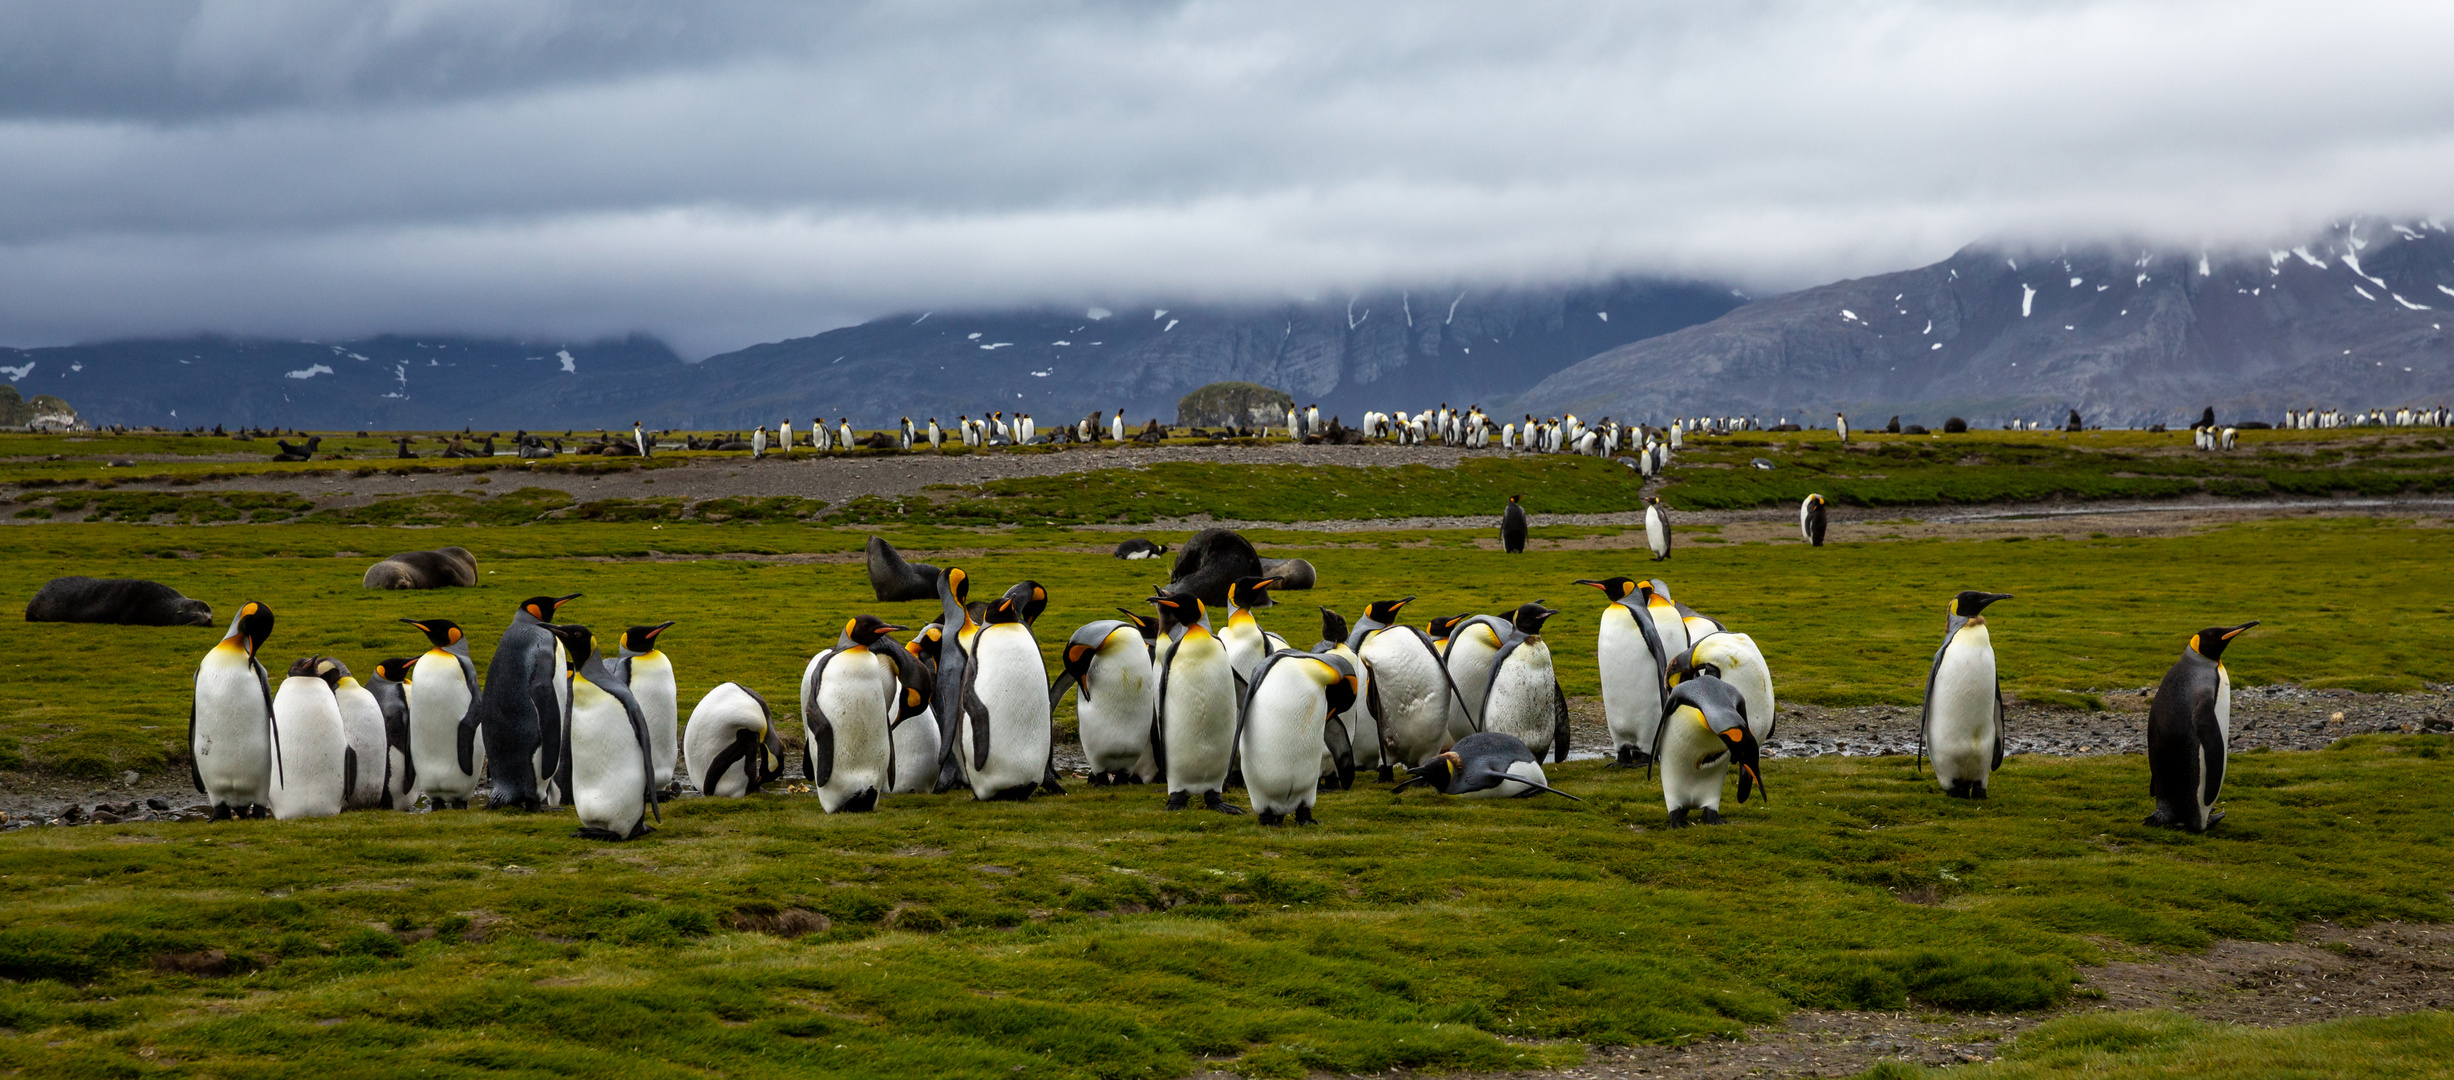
xmin=1626 ymin=598 xmax=1672 ymax=711
xmin=701 ymin=738 xmax=749 ymax=797
xmin=533 ymin=678 xmax=570 ymax=801
xmin=617 ymin=686 xmax=660 ymax=820
xmin=964 ymin=675 xmax=995 ymax=773
xmin=1550 ymin=680 xmax=1571 ymax=764
xmin=397 ymin=737 xmax=417 ymax=796
xmin=343 ymin=747 xmax=358 ymax=804
xmin=1991 ymin=676 xmax=2007 ymax=772
xmin=801 ymin=650 xmax=840 ymax=782
xmin=1047 ymin=669 xmax=1078 ymax=713
xmin=1325 ymin=716 xmax=1356 ymax=790
xmin=188 ymin=699 xmax=205 ymax=794
xmin=2195 ymin=691 xmax=2226 ymax=807
xmin=1915 ymin=628 xmax=1958 ymax=776
xmin=263 ymin=662 xmax=286 ymax=789
xmin=806 ymin=710 xmax=835 ymax=788
xmin=1499 ymin=776 xmax=1585 ymax=802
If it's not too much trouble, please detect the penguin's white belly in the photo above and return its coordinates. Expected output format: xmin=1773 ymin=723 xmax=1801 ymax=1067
xmin=1597 ymin=613 xmax=1664 ymax=753
xmin=1483 ymin=647 xmax=1557 ymax=755
xmin=1160 ymin=638 xmax=1238 ymax=793
xmin=1928 ymin=637 xmax=1998 ymax=788
xmin=1648 ymin=609 xmax=1690 ymax=664
xmin=1077 ymin=649 xmax=1156 ymax=777
xmin=1460 ymin=758 xmax=1551 ymax=799
xmin=1444 ymin=633 xmax=1503 ymax=740
xmin=1240 ymin=676 xmax=1328 ymax=814
xmin=569 ymin=693 xmax=646 ymax=835
xmin=270 ymin=681 xmax=347 ymax=820
xmin=1222 ymin=624 xmax=1269 ymax=683
xmin=890 ymin=706 xmax=941 ymax=793
xmin=963 ymin=629 xmax=1053 ymax=798
xmin=814 ymin=657 xmax=895 ymax=812
xmin=1324 ymin=656 xmax=1377 ymax=774
xmin=334 ymin=684 xmax=389 ymax=808
xmin=193 ymin=652 xmax=272 ymax=812
xmin=683 ymin=683 xmax=765 ymax=797
xmin=2215 ymin=666 xmax=2231 ymax=746
xmin=1659 ymin=717 xmax=1731 ymax=812
xmin=1645 ymin=510 xmax=1669 ymax=555
xmin=1361 ymin=634 xmax=1451 ymax=767
xmin=1712 ymin=634 xmax=1779 ymax=741
xmin=631 ymin=661 xmax=679 ymax=788
xmin=386 ymin=746 xmax=415 ymax=809
xmin=406 ymin=656 xmax=480 ymax=803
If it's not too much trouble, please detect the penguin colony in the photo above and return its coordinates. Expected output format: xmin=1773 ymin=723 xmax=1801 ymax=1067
xmin=191 ymin=528 xmax=2258 ymax=836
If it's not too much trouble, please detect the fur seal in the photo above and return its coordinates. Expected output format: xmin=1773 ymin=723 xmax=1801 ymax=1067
xmin=361 ymin=547 xmax=479 ymax=590
xmin=26 ymin=577 xmax=213 ymax=626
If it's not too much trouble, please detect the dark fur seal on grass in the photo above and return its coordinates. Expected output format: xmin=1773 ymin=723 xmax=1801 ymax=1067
xmin=362 ymin=547 xmax=479 ymax=590
xmin=25 ymin=577 xmax=213 ymax=626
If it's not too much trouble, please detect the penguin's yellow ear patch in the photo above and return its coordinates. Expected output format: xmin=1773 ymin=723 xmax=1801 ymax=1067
xmin=2189 ymin=634 xmax=2202 ymax=654
xmin=446 ymin=627 xmax=461 ymax=645
xmin=843 ymin=618 xmax=858 ymax=639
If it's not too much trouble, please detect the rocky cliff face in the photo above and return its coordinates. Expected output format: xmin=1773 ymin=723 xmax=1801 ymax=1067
xmin=1521 ymin=219 xmax=2454 ymax=429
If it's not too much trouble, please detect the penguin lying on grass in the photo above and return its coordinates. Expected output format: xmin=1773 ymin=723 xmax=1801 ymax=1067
xmin=2147 ymin=621 xmax=2258 ymax=833
xmin=1394 ymin=732 xmax=1583 ymax=801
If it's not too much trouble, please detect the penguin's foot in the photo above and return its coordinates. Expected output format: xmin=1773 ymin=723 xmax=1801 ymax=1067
xmin=1698 ymin=808 xmax=1726 ymax=826
xmin=573 ymin=826 xmax=628 ymax=841
xmin=983 ymin=782 xmax=1036 ymax=803
xmin=2191 ymin=810 xmax=2226 ymax=834
xmin=208 ymin=803 xmax=233 ymax=823
xmin=625 ymin=822 xmax=657 ymax=841
xmin=1377 ymin=765 xmax=1396 ymax=784
xmin=1945 ymin=780 xmax=1979 ymax=800
xmin=1610 ymin=746 xmax=1637 ymax=768
xmin=1202 ymin=791 xmax=1245 ymax=815
xmin=1256 ymin=810 xmax=1285 ymax=827
xmin=1165 ymin=791 xmax=1190 ymax=811
xmin=1665 ymin=808 xmax=1690 ymax=829
xmin=1293 ymin=805 xmax=1317 ymax=826
xmin=839 ymin=788 xmax=880 ymax=814
xmin=1086 ymin=772 xmax=1114 ymax=787
xmin=1038 ymin=775 xmax=1068 ymax=796
xmin=2144 ymin=804 xmax=2181 ymax=828
xmin=249 ymin=804 xmax=273 ymax=819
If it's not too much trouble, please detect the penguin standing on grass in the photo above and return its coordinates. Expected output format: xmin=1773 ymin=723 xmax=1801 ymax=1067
xmin=1919 ymin=591 xmax=2013 ymax=799
xmin=269 ymin=657 xmax=349 ymax=820
xmin=1800 ymin=493 xmax=1827 ymax=547
xmin=1049 ymin=615 xmax=1160 ymax=785
xmin=366 ymin=657 xmax=417 ymax=810
xmin=1650 ymin=675 xmax=1762 ymax=827
xmin=192 ymin=602 xmax=277 ymax=820
xmin=1576 ymin=577 xmax=1670 ymax=767
xmin=1644 ymin=496 xmax=1673 ymax=561
xmin=477 ymin=594 xmax=581 ymax=810
xmin=683 ymin=682 xmax=783 ymax=797
xmin=1440 ymin=613 xmax=1510 ymax=742
xmin=1671 ymin=632 xmax=1777 ymax=742
xmin=2146 ymin=622 xmax=2258 ymax=833
xmin=953 ymin=583 xmax=1056 ymax=801
xmin=1312 ymin=608 xmax=1382 ymax=784
xmin=801 ymin=615 xmax=925 ymax=813
xmin=542 ymin=626 xmax=659 ymax=840
xmin=1355 ymin=597 xmax=1461 ymax=770
xmin=401 ymin=618 xmax=483 ymax=809
xmin=1501 ymin=495 xmax=1528 ymax=554
xmin=893 ymin=627 xmax=948 ymax=794
xmin=1219 ymin=576 xmax=1289 ymax=691
xmin=614 ymin=622 xmax=679 ymax=795
xmin=1238 ymin=650 xmax=1359 ymax=824
xmin=1150 ymin=591 xmax=1241 ymax=812
xmin=331 ymin=661 xmax=389 ymax=809
xmin=1477 ymin=603 xmax=1570 ymax=762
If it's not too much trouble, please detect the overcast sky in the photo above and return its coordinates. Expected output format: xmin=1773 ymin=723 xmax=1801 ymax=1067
xmin=2 ymin=0 xmax=2450 ymax=357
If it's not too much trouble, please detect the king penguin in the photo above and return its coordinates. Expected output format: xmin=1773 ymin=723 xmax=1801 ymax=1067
xmin=1441 ymin=613 xmax=1513 ymax=742
xmin=1644 ymin=496 xmax=1673 ymax=561
xmin=401 ymin=618 xmax=484 ymax=809
xmin=1354 ymin=597 xmax=1461 ymax=769
xmin=614 ymin=622 xmax=679 ymax=795
xmin=2146 ymin=621 xmax=2258 ymax=833
xmin=1311 ymin=607 xmax=1382 ymax=783
xmin=269 ymin=656 xmax=349 ymax=820
xmin=1801 ymin=493 xmax=1827 ymax=547
xmin=330 ymin=660 xmax=390 ymax=809
xmin=543 ymin=625 xmax=660 ymax=840
xmin=1501 ymin=495 xmax=1528 ymax=554
xmin=1219 ymin=575 xmax=1289 ymax=693
xmin=1050 ymin=613 xmax=1160 ymax=785
xmin=1919 ymin=591 xmax=2013 ymax=799
xmin=1477 ymin=602 xmax=1571 ymax=762
xmin=1576 ymin=577 xmax=1670 ymax=766
xmin=476 ymin=594 xmax=580 ymax=810
xmin=892 ymin=625 xmax=947 ymax=794
xmin=802 ymin=615 xmax=927 ymax=812
xmin=1150 ymin=591 xmax=1241 ymax=812
xmin=1397 ymin=731 xmax=1583 ymax=800
xmin=928 ymin=566 xmax=977 ymax=793
xmin=683 ymin=681 xmax=783 ymax=797
xmin=954 ymin=583 xmax=1056 ymax=801
xmin=1670 ymin=631 xmax=1778 ymax=743
xmin=1642 ymin=579 xmax=1692 ymax=662
xmin=192 ymin=602 xmax=276 ymax=820
xmin=1238 ymin=650 xmax=1359 ymax=824
xmin=1650 ymin=674 xmax=1763 ymax=826
xmin=366 ymin=657 xmax=417 ymax=810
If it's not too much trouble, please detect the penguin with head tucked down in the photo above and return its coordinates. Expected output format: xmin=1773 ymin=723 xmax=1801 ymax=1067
xmin=401 ymin=617 xmax=485 ymax=810
xmin=1500 ymin=495 xmax=1528 ymax=554
xmin=1355 ymin=597 xmax=1462 ymax=770
xmin=1919 ymin=591 xmax=2013 ymax=799
xmin=1050 ymin=613 xmax=1160 ymax=786
xmin=803 ymin=615 xmax=929 ymax=813
xmin=953 ymin=582 xmax=1056 ymax=801
xmin=1477 ymin=603 xmax=1570 ymax=762
xmin=1650 ymin=674 xmax=1762 ymax=827
xmin=1238 ymin=649 xmax=1358 ymax=824
xmin=192 ymin=602 xmax=277 ymax=820
xmin=891 ymin=625 xmax=947 ymax=794
xmin=366 ymin=657 xmax=417 ymax=810
xmin=1311 ymin=607 xmax=1382 ymax=784
xmin=1397 ymin=732 xmax=1583 ymax=800
xmin=1800 ymin=493 xmax=1827 ymax=547
xmin=1575 ymin=577 xmax=1669 ymax=767
xmin=542 ymin=625 xmax=660 ymax=839
xmin=2146 ymin=621 xmax=2258 ymax=833
xmin=269 ymin=656 xmax=349 ymax=820
xmin=329 ymin=659 xmax=389 ymax=809
xmin=613 ymin=622 xmax=679 ymax=795
xmin=684 ymin=681 xmax=783 ymax=797
xmin=1668 ymin=631 xmax=1777 ymax=742
xmin=1149 ymin=590 xmax=1241 ymax=812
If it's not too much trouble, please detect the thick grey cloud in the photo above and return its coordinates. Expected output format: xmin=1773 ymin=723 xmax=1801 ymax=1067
xmin=2 ymin=0 xmax=2451 ymax=356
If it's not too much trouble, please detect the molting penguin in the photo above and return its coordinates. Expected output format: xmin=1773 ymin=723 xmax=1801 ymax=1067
xmin=1500 ymin=495 xmax=1528 ymax=554
xmin=269 ymin=656 xmax=349 ymax=820
xmin=614 ymin=622 xmax=679 ymax=794
xmin=542 ymin=625 xmax=661 ymax=840
xmin=477 ymin=594 xmax=581 ymax=810
xmin=802 ymin=615 xmax=926 ymax=813
xmin=2146 ymin=621 xmax=2257 ymax=833
xmin=1150 ymin=591 xmax=1241 ymax=812
xmin=366 ymin=657 xmax=417 ymax=810
xmin=1049 ymin=614 xmax=1160 ymax=785
xmin=1476 ymin=603 xmax=1570 ymax=762
xmin=1311 ymin=608 xmax=1382 ymax=784
xmin=330 ymin=660 xmax=389 ymax=809
xmin=400 ymin=618 xmax=484 ymax=810
xmin=1397 ymin=731 xmax=1583 ymax=800
xmin=1238 ymin=650 xmax=1359 ymax=824
xmin=683 ymin=682 xmax=783 ymax=797
xmin=953 ymin=583 xmax=1056 ymax=801
xmin=1644 ymin=496 xmax=1672 ymax=561
xmin=1650 ymin=675 xmax=1763 ymax=826
xmin=192 ymin=602 xmax=276 ymax=820
xmin=1800 ymin=493 xmax=1827 ymax=547
xmin=1919 ymin=591 xmax=2013 ymax=799
xmin=1576 ymin=577 xmax=1670 ymax=767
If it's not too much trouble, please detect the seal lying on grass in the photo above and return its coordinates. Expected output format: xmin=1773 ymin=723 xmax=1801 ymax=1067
xmin=25 ymin=577 xmax=214 ymax=626
xmin=362 ymin=547 xmax=479 ymax=590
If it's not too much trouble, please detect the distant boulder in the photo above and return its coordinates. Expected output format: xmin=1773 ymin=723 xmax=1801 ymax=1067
xmin=26 ymin=577 xmax=213 ymax=626
xmin=362 ymin=547 xmax=479 ymax=590
xmin=1943 ymin=417 xmax=1969 ymax=433
xmin=1177 ymin=382 xmax=1294 ymax=428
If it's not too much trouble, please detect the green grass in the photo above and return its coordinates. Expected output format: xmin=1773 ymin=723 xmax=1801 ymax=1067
xmin=0 ymin=738 xmax=2450 ymax=1077
xmin=0 ymin=516 xmax=2446 ymax=777
xmin=1855 ymin=1009 xmax=2454 ymax=1078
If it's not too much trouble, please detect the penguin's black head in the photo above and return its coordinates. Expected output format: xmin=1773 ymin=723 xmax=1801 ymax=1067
xmin=1718 ymin=721 xmax=1764 ymax=805
xmin=1806 ymin=493 xmax=1824 ymax=508
xmin=844 ymin=615 xmax=905 ymax=647
xmin=312 ymin=656 xmax=350 ymax=687
xmin=1323 ymin=663 xmax=1359 ymax=718
xmin=1508 ymin=494 xmax=1520 ymax=504
xmin=2191 ymin=621 xmax=2259 ymax=662
xmin=544 ymin=623 xmax=596 ymax=668
xmin=520 ymin=593 xmax=582 ymax=621
xmin=984 ymin=595 xmax=1025 ymax=625
xmin=1575 ymin=577 xmax=1639 ymax=602
xmin=1006 ymin=581 xmax=1049 ymax=626
xmin=1115 ymin=609 xmax=1160 ymax=641
xmin=1318 ymin=607 xmax=1350 ymax=646
xmin=285 ymin=656 xmax=321 ymax=679
xmin=1229 ymin=576 xmax=1279 ymax=609
xmin=373 ymin=657 xmax=414 ymax=683
xmin=400 ymin=618 xmax=464 ymax=650
xmin=1425 ymin=614 xmax=1469 ymax=640
xmin=1509 ymin=602 xmax=1559 ymax=635
xmin=907 ymin=623 xmax=944 ymax=665
xmin=1398 ymin=752 xmax=1462 ymax=794
xmin=1363 ymin=596 xmax=1414 ymax=624
xmin=231 ymin=602 xmax=275 ymax=657
xmin=620 ymin=621 xmax=675 ymax=655
xmin=1150 ymin=591 xmax=1203 ymax=633
xmin=1951 ymin=591 xmax=2013 ymax=619
xmin=1665 ymin=646 xmax=1721 ymax=686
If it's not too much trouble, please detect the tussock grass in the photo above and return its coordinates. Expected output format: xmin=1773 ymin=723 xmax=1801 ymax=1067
xmin=1858 ymin=1008 xmax=2454 ymax=1078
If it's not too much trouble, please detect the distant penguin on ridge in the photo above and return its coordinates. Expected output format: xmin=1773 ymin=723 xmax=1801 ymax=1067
xmin=1801 ymin=493 xmax=1827 ymax=547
